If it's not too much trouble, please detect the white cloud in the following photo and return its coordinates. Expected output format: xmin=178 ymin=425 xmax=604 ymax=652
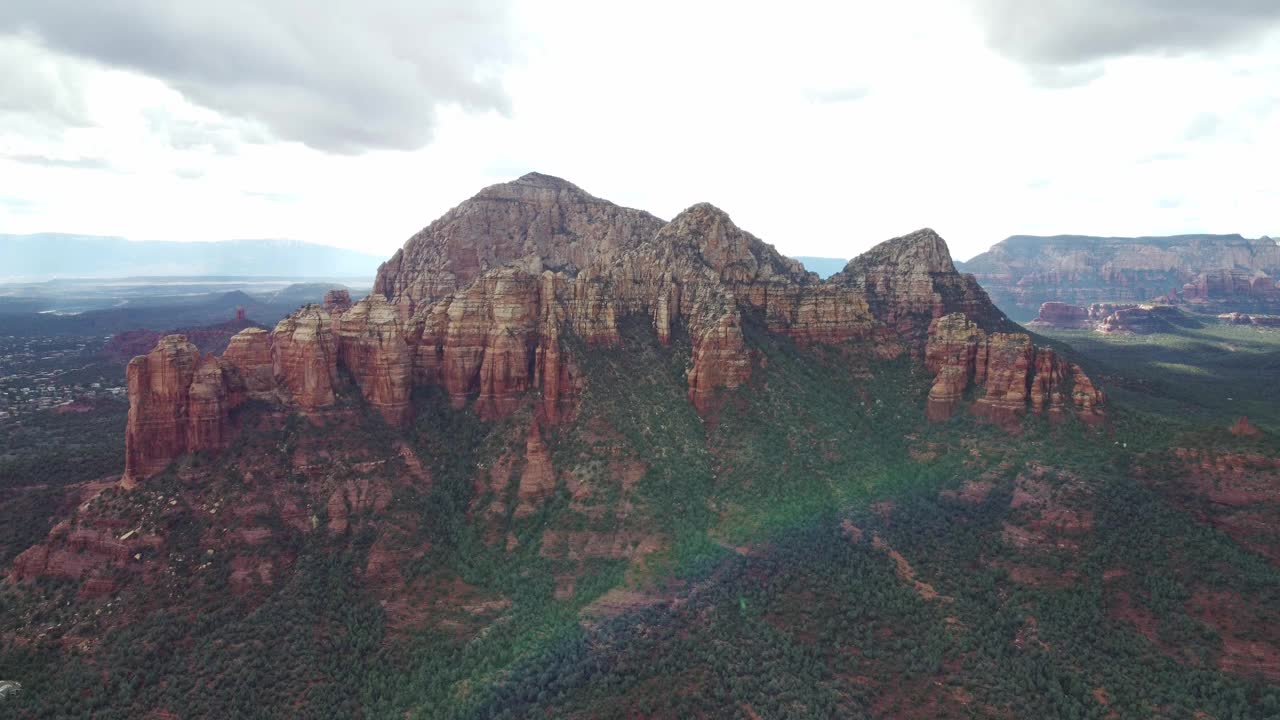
xmin=0 ymin=0 xmax=516 ymax=153
xmin=0 ymin=34 xmax=92 ymax=134
xmin=968 ymin=0 xmax=1280 ymax=66
xmin=0 ymin=0 xmax=1277 ymax=263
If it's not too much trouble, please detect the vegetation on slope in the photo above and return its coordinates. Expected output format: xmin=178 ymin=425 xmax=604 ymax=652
xmin=3 ymin=315 xmax=1279 ymax=718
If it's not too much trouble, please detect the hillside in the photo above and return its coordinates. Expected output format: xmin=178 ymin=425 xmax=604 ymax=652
xmin=1 ymin=175 xmax=1277 ymax=719
xmin=958 ymin=234 xmax=1280 ymax=321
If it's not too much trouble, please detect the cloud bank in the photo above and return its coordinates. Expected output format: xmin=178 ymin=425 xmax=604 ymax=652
xmin=970 ymin=0 xmax=1280 ymax=66
xmin=0 ymin=0 xmax=517 ymax=153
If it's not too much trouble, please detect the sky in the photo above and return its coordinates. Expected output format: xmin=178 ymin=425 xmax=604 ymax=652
xmin=1 ymin=1 xmax=1278 ymax=262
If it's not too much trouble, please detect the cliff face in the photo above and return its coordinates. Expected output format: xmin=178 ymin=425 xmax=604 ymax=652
xmin=959 ymin=234 xmax=1280 ymax=320
xmin=337 ymin=295 xmax=413 ymax=426
xmin=123 ymin=336 xmax=246 ymax=486
xmin=223 ymin=327 xmax=275 ymax=397
xmin=1183 ymin=269 xmax=1280 ymax=303
xmin=1029 ymin=301 xmax=1188 ymax=334
xmin=373 ymin=172 xmax=667 ymax=310
xmin=834 ymin=229 xmax=1007 ymax=344
xmin=925 ymin=313 xmax=1104 ymax=428
xmin=271 ymin=306 xmax=341 ymax=411
xmin=122 ymin=173 xmax=1099 ymax=484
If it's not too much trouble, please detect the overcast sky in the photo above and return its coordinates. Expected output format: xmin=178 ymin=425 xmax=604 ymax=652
xmin=1 ymin=1 xmax=1278 ymax=262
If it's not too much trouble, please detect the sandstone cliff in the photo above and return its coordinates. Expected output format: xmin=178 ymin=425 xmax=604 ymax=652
xmin=925 ymin=313 xmax=1104 ymax=427
xmin=123 ymin=336 xmax=246 ymax=487
xmin=122 ymin=173 xmax=1099 ymax=484
xmin=1183 ymin=269 xmax=1280 ymax=304
xmin=373 ymin=172 xmax=667 ymax=309
xmin=337 ymin=295 xmax=413 ymax=426
xmin=1029 ymin=301 xmax=1188 ymax=334
xmin=271 ymin=305 xmax=341 ymax=410
xmin=833 ymin=228 xmax=1006 ymax=344
xmin=959 ymin=234 xmax=1280 ymax=320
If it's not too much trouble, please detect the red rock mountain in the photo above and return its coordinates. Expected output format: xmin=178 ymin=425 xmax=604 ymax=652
xmin=959 ymin=234 xmax=1280 ymax=320
xmin=121 ymin=173 xmax=1104 ymax=484
xmin=925 ymin=314 xmax=1104 ymax=427
xmin=1029 ymin=301 xmax=1188 ymax=334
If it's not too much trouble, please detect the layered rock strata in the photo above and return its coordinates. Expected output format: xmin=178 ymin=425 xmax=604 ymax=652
xmin=123 ymin=172 xmax=1101 ymax=484
xmin=925 ymin=313 xmax=1104 ymax=427
xmin=271 ymin=306 xmax=340 ymax=410
xmin=123 ymin=336 xmax=246 ymax=486
xmin=1028 ymin=302 xmax=1090 ymax=329
xmin=960 ymin=234 xmax=1280 ymax=320
xmin=1030 ymin=301 xmax=1185 ymax=334
xmin=1183 ymin=270 xmax=1280 ymax=302
xmin=336 ymin=296 xmax=413 ymax=426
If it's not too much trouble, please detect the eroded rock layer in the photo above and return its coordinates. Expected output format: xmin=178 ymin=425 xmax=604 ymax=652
xmin=959 ymin=234 xmax=1280 ymax=320
xmin=123 ymin=336 xmax=246 ymax=486
xmin=1029 ymin=301 xmax=1187 ymax=334
xmin=925 ymin=313 xmax=1104 ymax=427
xmin=123 ymin=172 xmax=1100 ymax=483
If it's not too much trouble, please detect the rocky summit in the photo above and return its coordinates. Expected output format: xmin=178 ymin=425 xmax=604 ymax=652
xmin=120 ymin=173 xmax=1103 ymax=484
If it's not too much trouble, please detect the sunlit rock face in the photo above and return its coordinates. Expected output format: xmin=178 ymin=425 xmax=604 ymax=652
xmin=123 ymin=335 xmax=245 ymax=487
xmin=337 ymin=295 xmax=413 ymax=427
xmin=959 ymin=234 xmax=1280 ymax=320
xmin=924 ymin=313 xmax=1104 ymax=428
xmin=271 ymin=305 xmax=341 ymax=412
xmin=122 ymin=172 xmax=1101 ymax=484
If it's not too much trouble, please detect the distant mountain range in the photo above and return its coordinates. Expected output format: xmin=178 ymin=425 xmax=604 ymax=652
xmin=790 ymin=256 xmax=847 ymax=278
xmin=0 ymin=234 xmax=384 ymax=280
xmin=956 ymin=233 xmax=1280 ymax=320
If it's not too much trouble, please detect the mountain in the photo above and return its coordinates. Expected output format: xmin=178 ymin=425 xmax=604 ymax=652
xmin=4 ymin=174 xmax=1279 ymax=719
xmin=959 ymin=233 xmax=1280 ymax=320
xmin=0 ymin=234 xmax=384 ymax=280
xmin=115 ymin=173 xmax=1094 ymax=484
xmin=790 ymin=255 xmax=847 ymax=278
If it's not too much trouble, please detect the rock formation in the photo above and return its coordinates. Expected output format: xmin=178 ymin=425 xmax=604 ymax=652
xmin=1029 ymin=301 xmax=1185 ymax=334
xmin=514 ymin=421 xmax=556 ymax=519
xmin=1096 ymin=305 xmax=1179 ymax=334
xmin=373 ymin=172 xmax=667 ymax=310
xmin=1028 ymin=302 xmax=1090 ymax=329
xmin=122 ymin=173 xmax=1102 ymax=484
xmin=337 ymin=295 xmax=413 ymax=426
xmin=832 ymin=228 xmax=1005 ymax=344
xmin=959 ymin=234 xmax=1280 ymax=320
xmin=1183 ymin=270 xmax=1280 ymax=303
xmin=323 ymin=288 xmax=354 ymax=314
xmin=123 ymin=336 xmax=245 ymax=486
xmin=925 ymin=313 xmax=1104 ymax=427
xmin=271 ymin=306 xmax=340 ymax=411
xmin=1218 ymin=312 xmax=1280 ymax=328
xmin=223 ymin=327 xmax=275 ymax=397
xmin=1229 ymin=417 xmax=1263 ymax=438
